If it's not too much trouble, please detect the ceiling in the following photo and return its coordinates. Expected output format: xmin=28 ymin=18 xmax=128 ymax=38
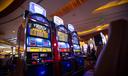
xmin=0 ymin=0 xmax=26 ymax=18
xmin=0 ymin=0 xmax=128 ymax=46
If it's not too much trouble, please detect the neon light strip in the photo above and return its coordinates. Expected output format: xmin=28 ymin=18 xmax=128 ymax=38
xmin=78 ymin=24 xmax=109 ymax=36
xmin=93 ymin=0 xmax=128 ymax=13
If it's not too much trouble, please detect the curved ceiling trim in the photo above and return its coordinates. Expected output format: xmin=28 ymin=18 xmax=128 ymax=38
xmin=0 ymin=0 xmax=14 ymax=12
xmin=0 ymin=0 xmax=26 ymax=18
xmin=78 ymin=24 xmax=109 ymax=36
xmin=93 ymin=0 xmax=128 ymax=13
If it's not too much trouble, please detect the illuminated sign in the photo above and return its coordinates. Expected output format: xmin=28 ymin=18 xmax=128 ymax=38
xmin=29 ymin=2 xmax=46 ymax=17
xmin=74 ymin=50 xmax=80 ymax=52
xmin=27 ymin=47 xmax=40 ymax=52
xmin=68 ymin=24 xmax=75 ymax=32
xmin=53 ymin=16 xmax=64 ymax=26
xmin=27 ymin=47 xmax=51 ymax=52
xmin=73 ymin=44 xmax=80 ymax=50
xmin=41 ymin=48 xmax=51 ymax=52
xmin=58 ymin=32 xmax=68 ymax=42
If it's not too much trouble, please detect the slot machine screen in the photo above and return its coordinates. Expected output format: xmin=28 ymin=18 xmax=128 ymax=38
xmin=72 ymin=33 xmax=79 ymax=44
xmin=58 ymin=42 xmax=69 ymax=52
xmin=72 ymin=37 xmax=78 ymax=44
xmin=27 ymin=47 xmax=51 ymax=52
xmin=28 ymin=23 xmax=50 ymax=39
xmin=27 ymin=37 xmax=51 ymax=47
xmin=58 ymin=32 xmax=68 ymax=42
xmin=73 ymin=44 xmax=81 ymax=52
xmin=36 ymin=38 xmax=43 ymax=47
xmin=27 ymin=37 xmax=51 ymax=52
xmin=42 ymin=39 xmax=51 ymax=47
xmin=27 ymin=37 xmax=37 ymax=47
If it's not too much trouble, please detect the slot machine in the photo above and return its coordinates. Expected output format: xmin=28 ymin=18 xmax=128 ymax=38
xmin=18 ymin=2 xmax=53 ymax=76
xmin=51 ymin=16 xmax=74 ymax=76
xmin=94 ymin=32 xmax=107 ymax=57
xmin=67 ymin=24 xmax=85 ymax=73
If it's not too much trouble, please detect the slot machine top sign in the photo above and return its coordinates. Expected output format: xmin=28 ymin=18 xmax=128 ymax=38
xmin=29 ymin=2 xmax=46 ymax=17
xmin=68 ymin=24 xmax=75 ymax=32
xmin=53 ymin=16 xmax=64 ymax=26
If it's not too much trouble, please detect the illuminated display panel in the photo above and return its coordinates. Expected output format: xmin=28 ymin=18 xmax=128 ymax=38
xmin=58 ymin=27 xmax=67 ymax=33
xmin=68 ymin=24 xmax=75 ymax=32
xmin=72 ymin=37 xmax=78 ymax=44
xmin=53 ymin=16 xmax=64 ymax=26
xmin=27 ymin=47 xmax=40 ymax=52
xmin=58 ymin=32 xmax=68 ymax=42
xmin=28 ymin=23 xmax=50 ymax=39
xmin=73 ymin=44 xmax=80 ymax=50
xmin=58 ymin=42 xmax=70 ymax=52
xmin=72 ymin=33 xmax=79 ymax=44
xmin=57 ymin=26 xmax=69 ymax=52
xmin=27 ymin=47 xmax=51 ymax=52
xmin=31 ymin=15 xmax=48 ymax=23
xmin=29 ymin=2 xmax=46 ymax=16
xmin=27 ymin=37 xmax=51 ymax=47
xmin=73 ymin=44 xmax=80 ymax=52
xmin=74 ymin=49 xmax=81 ymax=52
xmin=27 ymin=37 xmax=36 ymax=47
xmin=40 ymin=48 xmax=51 ymax=52
xmin=58 ymin=42 xmax=69 ymax=48
xmin=72 ymin=32 xmax=81 ymax=52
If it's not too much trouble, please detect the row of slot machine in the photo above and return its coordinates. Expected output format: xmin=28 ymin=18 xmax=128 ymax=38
xmin=17 ymin=2 xmax=85 ymax=76
xmin=81 ymin=32 xmax=108 ymax=58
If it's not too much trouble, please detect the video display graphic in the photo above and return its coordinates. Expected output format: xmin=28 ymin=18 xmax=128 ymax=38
xmin=31 ymin=15 xmax=47 ymax=23
xmin=73 ymin=44 xmax=80 ymax=52
xmin=28 ymin=23 xmax=50 ymax=39
xmin=72 ymin=37 xmax=78 ymax=44
xmin=27 ymin=37 xmax=36 ymax=47
xmin=74 ymin=49 xmax=80 ymax=52
xmin=27 ymin=47 xmax=51 ymax=52
xmin=58 ymin=32 xmax=68 ymax=42
xmin=27 ymin=37 xmax=51 ymax=47
xmin=72 ymin=33 xmax=79 ymax=44
xmin=58 ymin=42 xmax=70 ymax=52
xmin=27 ymin=47 xmax=40 ymax=52
xmin=40 ymin=48 xmax=51 ymax=52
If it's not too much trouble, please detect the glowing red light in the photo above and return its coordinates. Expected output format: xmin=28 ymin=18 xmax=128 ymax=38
xmin=54 ymin=43 xmax=56 ymax=46
xmin=32 ymin=61 xmax=37 ymax=64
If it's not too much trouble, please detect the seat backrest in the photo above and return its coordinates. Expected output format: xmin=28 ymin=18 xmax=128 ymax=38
xmin=94 ymin=19 xmax=128 ymax=76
